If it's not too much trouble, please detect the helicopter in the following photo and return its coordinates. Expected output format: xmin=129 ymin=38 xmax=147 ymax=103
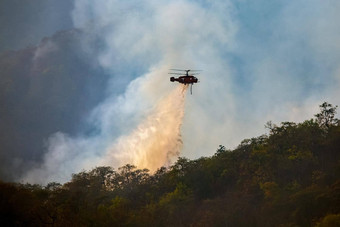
xmin=169 ymin=69 xmax=201 ymax=94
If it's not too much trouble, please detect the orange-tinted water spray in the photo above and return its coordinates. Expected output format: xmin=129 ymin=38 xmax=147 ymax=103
xmin=102 ymin=85 xmax=188 ymax=171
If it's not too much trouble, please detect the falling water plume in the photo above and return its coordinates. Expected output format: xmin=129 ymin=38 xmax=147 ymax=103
xmin=102 ymin=84 xmax=189 ymax=172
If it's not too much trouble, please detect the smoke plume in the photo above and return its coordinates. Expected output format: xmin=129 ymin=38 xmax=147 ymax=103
xmin=21 ymin=0 xmax=235 ymax=184
xmin=21 ymin=66 xmax=190 ymax=184
xmin=20 ymin=0 xmax=340 ymax=184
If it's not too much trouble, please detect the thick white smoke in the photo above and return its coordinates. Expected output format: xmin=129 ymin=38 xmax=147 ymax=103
xmin=22 ymin=0 xmax=340 ymax=184
xmin=21 ymin=0 xmax=236 ymax=184
xmin=22 ymin=65 xmax=189 ymax=184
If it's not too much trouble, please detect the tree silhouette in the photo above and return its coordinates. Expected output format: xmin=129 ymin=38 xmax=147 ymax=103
xmin=315 ymin=102 xmax=339 ymax=129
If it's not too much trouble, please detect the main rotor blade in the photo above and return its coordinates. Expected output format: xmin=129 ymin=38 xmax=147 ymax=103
xmin=168 ymin=72 xmax=184 ymax=75
xmin=168 ymin=73 xmax=200 ymax=76
xmin=169 ymin=69 xmax=187 ymax=71
xmin=170 ymin=69 xmax=202 ymax=71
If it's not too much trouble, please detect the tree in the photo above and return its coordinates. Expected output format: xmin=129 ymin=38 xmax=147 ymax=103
xmin=316 ymin=214 xmax=340 ymax=227
xmin=315 ymin=102 xmax=339 ymax=129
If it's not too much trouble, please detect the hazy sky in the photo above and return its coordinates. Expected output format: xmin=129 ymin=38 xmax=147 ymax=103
xmin=1 ymin=0 xmax=340 ymax=184
xmin=0 ymin=0 xmax=73 ymax=51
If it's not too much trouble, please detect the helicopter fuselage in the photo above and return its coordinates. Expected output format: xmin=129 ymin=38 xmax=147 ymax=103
xmin=170 ymin=75 xmax=198 ymax=84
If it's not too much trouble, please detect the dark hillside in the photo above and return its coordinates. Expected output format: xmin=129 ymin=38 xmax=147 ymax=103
xmin=0 ymin=103 xmax=339 ymax=226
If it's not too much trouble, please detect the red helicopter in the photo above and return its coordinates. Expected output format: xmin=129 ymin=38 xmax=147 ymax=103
xmin=169 ymin=69 xmax=201 ymax=94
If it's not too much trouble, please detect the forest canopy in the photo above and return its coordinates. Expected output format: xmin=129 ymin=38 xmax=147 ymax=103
xmin=1 ymin=102 xmax=339 ymax=226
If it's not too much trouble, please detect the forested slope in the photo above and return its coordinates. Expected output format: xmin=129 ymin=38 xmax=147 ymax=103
xmin=1 ymin=103 xmax=339 ymax=226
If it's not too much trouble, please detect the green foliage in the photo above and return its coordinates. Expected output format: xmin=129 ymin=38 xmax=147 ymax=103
xmin=0 ymin=102 xmax=340 ymax=226
xmin=316 ymin=213 xmax=340 ymax=227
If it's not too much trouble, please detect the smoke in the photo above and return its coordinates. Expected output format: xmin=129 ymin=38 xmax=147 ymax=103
xmin=21 ymin=66 xmax=189 ymax=183
xmin=20 ymin=0 xmax=235 ymax=184
xmin=20 ymin=0 xmax=340 ymax=184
